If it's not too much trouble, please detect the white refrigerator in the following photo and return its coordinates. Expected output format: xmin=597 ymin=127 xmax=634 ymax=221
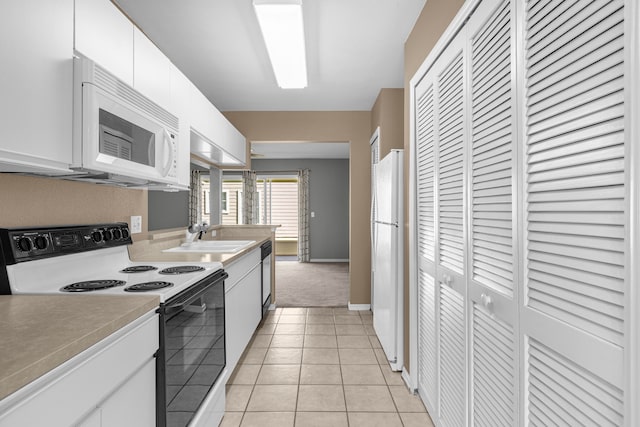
xmin=372 ymin=149 xmax=403 ymax=372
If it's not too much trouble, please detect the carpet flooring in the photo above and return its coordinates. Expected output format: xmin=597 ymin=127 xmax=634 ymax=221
xmin=274 ymin=261 xmax=349 ymax=307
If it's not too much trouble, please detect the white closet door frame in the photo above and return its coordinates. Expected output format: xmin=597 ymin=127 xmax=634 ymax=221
xmin=626 ymin=1 xmax=639 ymax=425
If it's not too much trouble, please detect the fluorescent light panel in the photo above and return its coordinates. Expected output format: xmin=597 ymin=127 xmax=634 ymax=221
xmin=253 ymin=0 xmax=307 ymax=89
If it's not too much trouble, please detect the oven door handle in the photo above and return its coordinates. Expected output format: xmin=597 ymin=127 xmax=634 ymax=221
xmin=162 ymin=270 xmax=228 ymax=316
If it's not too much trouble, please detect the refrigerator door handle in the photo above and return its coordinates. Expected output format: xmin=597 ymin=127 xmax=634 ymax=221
xmin=375 ymin=220 xmax=399 ymax=228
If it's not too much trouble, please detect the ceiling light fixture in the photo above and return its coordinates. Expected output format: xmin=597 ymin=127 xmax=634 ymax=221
xmin=253 ymin=0 xmax=307 ymax=89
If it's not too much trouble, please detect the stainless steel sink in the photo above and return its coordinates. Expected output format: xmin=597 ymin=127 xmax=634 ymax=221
xmin=163 ymin=240 xmax=256 ymax=254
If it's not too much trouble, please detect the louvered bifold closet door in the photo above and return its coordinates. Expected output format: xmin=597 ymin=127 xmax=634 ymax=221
xmin=521 ymin=0 xmax=626 ymax=425
xmin=435 ymin=30 xmax=467 ymax=427
xmin=467 ymin=0 xmax=518 ymax=426
xmin=415 ymin=73 xmax=439 ymax=415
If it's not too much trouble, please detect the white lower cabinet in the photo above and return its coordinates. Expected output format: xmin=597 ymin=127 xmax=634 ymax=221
xmin=0 ymin=311 xmax=158 ymax=427
xmin=224 ymin=248 xmax=262 ymax=375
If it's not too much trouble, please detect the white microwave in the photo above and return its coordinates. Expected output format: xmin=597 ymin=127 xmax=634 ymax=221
xmin=71 ymin=55 xmax=183 ymax=189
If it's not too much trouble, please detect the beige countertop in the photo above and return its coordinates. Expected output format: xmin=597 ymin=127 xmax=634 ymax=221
xmin=0 ymin=294 xmax=159 ymax=401
xmin=129 ymin=228 xmax=274 ymax=267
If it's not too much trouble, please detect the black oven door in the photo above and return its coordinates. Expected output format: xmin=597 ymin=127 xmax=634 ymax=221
xmin=157 ymin=269 xmax=227 ymax=427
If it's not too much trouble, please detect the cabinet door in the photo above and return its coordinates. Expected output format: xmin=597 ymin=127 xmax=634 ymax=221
xmin=0 ymin=1 xmax=73 ymax=172
xmin=134 ymin=28 xmax=172 ymax=111
xmin=170 ymin=65 xmax=193 ymax=188
xmin=520 ymin=0 xmax=626 ymax=425
xmin=100 ymin=359 xmax=155 ymax=427
xmin=415 ymin=28 xmax=468 ymax=427
xmin=75 ymin=0 xmax=134 ymax=85
xmin=467 ymin=0 xmax=518 ymax=426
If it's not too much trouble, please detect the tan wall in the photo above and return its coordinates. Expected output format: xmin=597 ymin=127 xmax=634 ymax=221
xmin=223 ymin=111 xmax=372 ymax=304
xmin=403 ymin=0 xmax=465 ymax=371
xmin=371 ymin=88 xmax=405 ymax=158
xmin=0 ymin=174 xmax=148 ymax=239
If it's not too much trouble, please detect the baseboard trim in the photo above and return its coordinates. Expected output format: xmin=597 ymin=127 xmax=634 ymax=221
xmin=268 ymin=304 xmax=277 ymax=311
xmin=348 ymin=303 xmax=371 ymax=311
xmin=309 ymin=258 xmax=349 ymax=263
xmin=402 ymin=368 xmax=417 ymax=393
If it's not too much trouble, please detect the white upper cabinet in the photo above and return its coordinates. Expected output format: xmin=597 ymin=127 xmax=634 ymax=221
xmin=0 ymin=1 xmax=74 ymax=174
xmin=169 ymin=65 xmax=193 ymax=187
xmin=134 ymin=28 xmax=172 ymax=111
xmin=74 ymin=0 xmax=134 ymax=86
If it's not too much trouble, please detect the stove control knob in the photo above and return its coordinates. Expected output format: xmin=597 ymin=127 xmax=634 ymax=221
xmin=102 ymin=229 xmax=113 ymax=241
xmin=121 ymin=228 xmax=130 ymax=240
xmin=92 ymin=231 xmax=103 ymax=243
xmin=34 ymin=236 xmax=48 ymax=250
xmin=17 ymin=237 xmax=32 ymax=252
xmin=112 ymin=228 xmax=122 ymax=240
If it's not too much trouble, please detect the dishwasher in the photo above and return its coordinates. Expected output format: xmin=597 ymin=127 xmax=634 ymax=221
xmin=261 ymin=240 xmax=272 ymax=317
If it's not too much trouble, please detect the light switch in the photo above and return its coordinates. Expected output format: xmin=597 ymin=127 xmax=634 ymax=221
xmin=311 ymin=212 xmax=315 ymax=218
xmin=130 ymin=216 xmax=142 ymax=234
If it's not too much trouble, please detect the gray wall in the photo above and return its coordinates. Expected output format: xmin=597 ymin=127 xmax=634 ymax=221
xmin=252 ymin=158 xmax=349 ymax=260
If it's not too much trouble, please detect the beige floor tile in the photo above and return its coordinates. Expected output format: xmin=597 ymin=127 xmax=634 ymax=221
xmin=360 ymin=313 xmax=374 ymax=324
xmin=306 ymin=315 xmax=335 ymax=324
xmin=246 ymin=385 xmax=298 ymax=412
xmin=241 ymin=412 xmax=295 ymax=427
xmin=256 ymin=323 xmax=277 ymax=335
xmin=306 ymin=307 xmax=335 ymax=315
xmin=275 ymin=324 xmax=306 ymax=335
xmin=278 ymin=315 xmax=307 ymax=324
xmin=241 ymin=347 xmax=268 ymax=364
xmin=381 ymin=364 xmax=405 ymax=386
xmin=270 ymin=334 xmax=304 ymax=348
xmin=299 ymin=364 xmax=342 ymax=384
xmin=339 ymin=348 xmax=378 ymax=364
xmin=348 ymin=412 xmax=403 ymax=427
xmin=225 ymin=385 xmax=253 ymax=412
xmin=399 ymin=412 xmax=435 ymax=427
xmin=368 ymin=335 xmax=382 ymax=348
xmin=341 ymin=364 xmax=386 ymax=385
xmin=264 ymin=347 xmax=303 ymax=364
xmin=334 ymin=314 xmax=363 ymax=324
xmin=294 ymin=411 xmax=348 ymax=427
xmin=333 ymin=307 xmax=360 ymax=315
xmin=219 ymin=412 xmax=243 ymax=427
xmin=256 ymin=364 xmax=301 ymax=385
xmin=364 ymin=324 xmax=377 ymax=335
xmin=281 ymin=307 xmax=308 ymax=315
xmin=302 ymin=348 xmax=340 ymax=364
xmin=248 ymin=334 xmax=272 ymax=348
xmin=262 ymin=313 xmax=280 ymax=324
xmin=228 ymin=364 xmax=261 ymax=385
xmin=335 ymin=324 xmax=366 ymax=335
xmin=374 ymin=347 xmax=389 ymax=365
xmin=297 ymin=385 xmax=346 ymax=411
xmin=343 ymin=385 xmax=396 ymax=412
xmin=303 ymin=335 xmax=337 ymax=348
xmin=389 ymin=385 xmax=427 ymax=412
xmin=304 ymin=323 xmax=336 ymax=335
xmin=336 ymin=335 xmax=372 ymax=349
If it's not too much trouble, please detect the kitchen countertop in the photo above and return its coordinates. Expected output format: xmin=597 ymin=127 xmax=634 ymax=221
xmin=0 ymin=294 xmax=159 ymax=401
xmin=129 ymin=232 xmax=274 ymax=267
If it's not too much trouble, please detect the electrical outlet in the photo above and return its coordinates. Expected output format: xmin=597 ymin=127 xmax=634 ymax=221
xmin=130 ymin=216 xmax=142 ymax=234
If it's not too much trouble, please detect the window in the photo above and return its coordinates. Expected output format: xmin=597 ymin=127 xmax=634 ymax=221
xmin=221 ymin=190 xmax=229 ymax=214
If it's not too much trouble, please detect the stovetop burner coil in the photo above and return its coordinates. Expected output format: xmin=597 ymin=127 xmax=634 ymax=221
xmin=159 ymin=266 xmax=205 ymax=275
xmin=124 ymin=281 xmax=174 ymax=292
xmin=61 ymin=280 xmax=126 ymax=292
xmin=120 ymin=265 xmax=158 ymax=273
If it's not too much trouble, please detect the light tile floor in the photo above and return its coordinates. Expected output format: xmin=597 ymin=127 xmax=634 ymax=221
xmin=221 ymin=307 xmax=435 ymax=427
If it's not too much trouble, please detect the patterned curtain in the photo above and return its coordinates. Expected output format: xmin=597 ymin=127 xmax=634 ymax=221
xmin=298 ymin=169 xmax=311 ymax=262
xmin=189 ymin=170 xmax=202 ymax=225
xmin=242 ymin=170 xmax=258 ymax=224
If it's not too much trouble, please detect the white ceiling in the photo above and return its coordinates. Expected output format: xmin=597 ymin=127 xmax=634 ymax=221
xmin=114 ymin=0 xmax=424 ymax=159
xmin=114 ymin=0 xmax=425 ymax=112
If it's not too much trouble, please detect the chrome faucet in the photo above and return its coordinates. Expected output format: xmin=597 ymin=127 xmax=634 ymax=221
xmin=187 ymin=222 xmax=209 ymax=242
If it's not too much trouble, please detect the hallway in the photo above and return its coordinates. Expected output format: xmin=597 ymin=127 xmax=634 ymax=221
xmin=221 ymin=307 xmax=433 ymax=427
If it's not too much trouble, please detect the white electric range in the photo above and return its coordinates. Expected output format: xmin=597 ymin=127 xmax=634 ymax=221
xmin=0 ymin=223 xmax=228 ymax=427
